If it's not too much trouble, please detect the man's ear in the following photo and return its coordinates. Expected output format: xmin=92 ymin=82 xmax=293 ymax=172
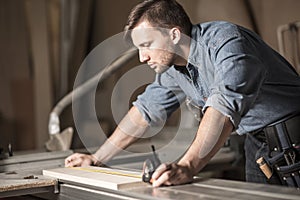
xmin=169 ymin=27 xmax=181 ymax=44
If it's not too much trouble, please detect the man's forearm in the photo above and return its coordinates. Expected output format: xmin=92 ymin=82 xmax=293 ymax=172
xmin=93 ymin=106 xmax=149 ymax=164
xmin=178 ymin=107 xmax=233 ymax=175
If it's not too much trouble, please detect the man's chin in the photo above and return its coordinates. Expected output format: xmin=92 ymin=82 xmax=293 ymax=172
xmin=154 ymin=66 xmax=170 ymax=74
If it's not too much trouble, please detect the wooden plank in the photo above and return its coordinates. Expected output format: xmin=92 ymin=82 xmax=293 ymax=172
xmin=11 ymin=79 xmax=35 ymax=150
xmin=0 ymin=171 xmax=56 ymax=198
xmin=0 ymin=170 xmax=56 ymax=195
xmin=0 ymin=177 xmax=56 ymax=193
xmin=25 ymin=0 xmax=53 ymax=149
xmin=0 ymin=0 xmax=31 ymax=119
xmin=0 ymin=0 xmax=33 ymax=151
xmin=43 ymin=166 xmax=147 ymax=190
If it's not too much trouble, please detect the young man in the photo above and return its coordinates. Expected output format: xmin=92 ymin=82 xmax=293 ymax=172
xmin=65 ymin=0 xmax=300 ymax=187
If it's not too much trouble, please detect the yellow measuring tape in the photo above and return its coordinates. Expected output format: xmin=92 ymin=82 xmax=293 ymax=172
xmin=70 ymin=167 xmax=142 ymax=179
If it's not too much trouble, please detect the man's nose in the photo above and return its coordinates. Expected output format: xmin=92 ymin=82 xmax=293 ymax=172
xmin=139 ymin=49 xmax=150 ymax=63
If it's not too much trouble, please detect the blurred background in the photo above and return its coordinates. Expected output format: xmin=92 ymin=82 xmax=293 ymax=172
xmin=0 ymin=0 xmax=300 ymax=152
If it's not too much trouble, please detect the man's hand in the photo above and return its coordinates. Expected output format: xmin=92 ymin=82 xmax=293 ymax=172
xmin=151 ymin=107 xmax=233 ymax=187
xmin=65 ymin=153 xmax=99 ymax=167
xmin=151 ymin=163 xmax=194 ymax=187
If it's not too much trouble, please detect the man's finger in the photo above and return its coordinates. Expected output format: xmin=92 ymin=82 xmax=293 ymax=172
xmin=65 ymin=156 xmax=76 ymax=167
xmin=152 ymin=170 xmax=175 ymax=187
xmin=66 ymin=158 xmax=81 ymax=167
xmin=151 ymin=163 xmax=171 ymax=180
xmin=65 ymin=153 xmax=86 ymax=167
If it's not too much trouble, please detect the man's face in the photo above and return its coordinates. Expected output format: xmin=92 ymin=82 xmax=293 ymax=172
xmin=131 ymin=21 xmax=177 ymax=74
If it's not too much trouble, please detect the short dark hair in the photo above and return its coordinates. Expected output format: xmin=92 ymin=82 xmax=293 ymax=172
xmin=124 ymin=0 xmax=192 ymax=43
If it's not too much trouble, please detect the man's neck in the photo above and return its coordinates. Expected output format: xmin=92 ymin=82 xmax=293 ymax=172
xmin=173 ymin=36 xmax=191 ymax=66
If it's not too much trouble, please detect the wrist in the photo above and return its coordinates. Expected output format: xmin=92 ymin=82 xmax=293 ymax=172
xmin=178 ymin=158 xmax=201 ymax=176
xmin=92 ymin=140 xmax=116 ymax=165
xmin=91 ymin=154 xmax=101 ymax=166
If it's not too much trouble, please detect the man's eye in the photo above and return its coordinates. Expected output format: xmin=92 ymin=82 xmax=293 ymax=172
xmin=142 ymin=43 xmax=150 ymax=47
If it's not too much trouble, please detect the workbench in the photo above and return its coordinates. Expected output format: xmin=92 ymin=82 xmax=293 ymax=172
xmin=1 ymin=148 xmax=299 ymax=200
xmin=0 ymin=150 xmax=72 ymax=199
xmin=53 ymin=176 xmax=300 ymax=200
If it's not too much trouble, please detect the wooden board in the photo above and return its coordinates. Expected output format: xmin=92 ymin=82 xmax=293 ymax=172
xmin=0 ymin=170 xmax=56 ymax=195
xmin=0 ymin=177 xmax=56 ymax=193
xmin=43 ymin=166 xmax=147 ymax=190
xmin=25 ymin=0 xmax=53 ymax=149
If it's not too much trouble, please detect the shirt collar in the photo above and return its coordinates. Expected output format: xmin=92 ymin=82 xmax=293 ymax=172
xmin=187 ymin=25 xmax=202 ymax=67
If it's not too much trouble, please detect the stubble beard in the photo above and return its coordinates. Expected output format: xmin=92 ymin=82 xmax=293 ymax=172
xmin=154 ymin=51 xmax=176 ymax=74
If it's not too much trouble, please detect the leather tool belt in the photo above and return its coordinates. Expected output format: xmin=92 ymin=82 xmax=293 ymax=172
xmin=256 ymin=114 xmax=300 ymax=188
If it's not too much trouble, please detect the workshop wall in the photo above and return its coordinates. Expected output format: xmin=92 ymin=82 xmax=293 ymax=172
xmin=0 ymin=0 xmax=35 ymax=151
xmin=0 ymin=0 xmax=299 ymax=151
xmin=180 ymin=0 xmax=300 ymax=54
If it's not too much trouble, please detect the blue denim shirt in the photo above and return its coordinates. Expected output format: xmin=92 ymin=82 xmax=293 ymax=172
xmin=133 ymin=21 xmax=300 ymax=135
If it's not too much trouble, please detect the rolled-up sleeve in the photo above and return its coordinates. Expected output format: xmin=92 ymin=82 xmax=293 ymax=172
xmin=203 ymin=36 xmax=267 ymax=128
xmin=133 ymin=72 xmax=186 ymax=127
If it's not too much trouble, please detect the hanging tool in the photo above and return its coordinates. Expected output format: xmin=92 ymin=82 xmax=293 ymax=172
xmin=46 ymin=48 xmax=137 ymax=151
xmin=142 ymin=145 xmax=161 ymax=183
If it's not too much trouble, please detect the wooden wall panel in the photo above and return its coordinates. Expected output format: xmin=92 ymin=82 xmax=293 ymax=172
xmin=11 ymin=80 xmax=35 ymax=150
xmin=0 ymin=0 xmax=33 ymax=151
xmin=25 ymin=0 xmax=53 ymax=149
